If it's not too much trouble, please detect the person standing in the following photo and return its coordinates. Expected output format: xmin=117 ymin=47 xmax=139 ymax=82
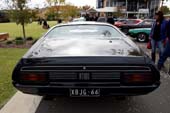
xmin=58 ymin=19 xmax=62 ymax=23
xmin=107 ymin=14 xmax=115 ymax=25
xmin=88 ymin=14 xmax=95 ymax=21
xmin=97 ymin=13 xmax=107 ymax=22
xmin=150 ymin=11 xmax=167 ymax=63
xmin=37 ymin=17 xmax=42 ymax=25
xmin=42 ymin=19 xmax=50 ymax=29
xmin=85 ymin=14 xmax=90 ymax=21
xmin=94 ymin=14 xmax=98 ymax=21
xmin=158 ymin=20 xmax=170 ymax=70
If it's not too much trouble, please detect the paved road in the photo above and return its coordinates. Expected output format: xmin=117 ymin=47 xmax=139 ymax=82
xmin=35 ymin=72 xmax=170 ymax=113
xmin=35 ymin=42 xmax=170 ymax=113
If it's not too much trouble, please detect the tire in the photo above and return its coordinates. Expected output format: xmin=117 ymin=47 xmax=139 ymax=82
xmin=122 ymin=28 xmax=129 ymax=34
xmin=136 ymin=33 xmax=148 ymax=42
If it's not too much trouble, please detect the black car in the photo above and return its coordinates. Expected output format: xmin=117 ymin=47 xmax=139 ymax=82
xmin=12 ymin=22 xmax=160 ymax=97
xmin=120 ymin=19 xmax=154 ymax=34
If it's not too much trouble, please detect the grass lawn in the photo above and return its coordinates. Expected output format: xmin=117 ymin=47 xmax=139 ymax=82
xmin=0 ymin=21 xmax=56 ymax=107
xmin=0 ymin=21 xmax=57 ymax=39
xmin=0 ymin=48 xmax=28 ymax=107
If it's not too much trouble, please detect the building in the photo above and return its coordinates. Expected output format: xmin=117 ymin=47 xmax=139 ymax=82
xmin=96 ymin=0 xmax=162 ymax=18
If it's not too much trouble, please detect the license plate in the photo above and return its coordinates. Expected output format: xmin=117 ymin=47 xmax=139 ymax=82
xmin=70 ymin=88 xmax=100 ymax=97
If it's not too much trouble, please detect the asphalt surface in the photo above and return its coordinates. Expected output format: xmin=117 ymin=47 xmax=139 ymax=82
xmin=35 ymin=73 xmax=170 ymax=113
xmin=35 ymin=42 xmax=170 ymax=113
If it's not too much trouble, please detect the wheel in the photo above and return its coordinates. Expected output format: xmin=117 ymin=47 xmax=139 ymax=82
xmin=136 ymin=33 xmax=148 ymax=42
xmin=122 ymin=29 xmax=129 ymax=34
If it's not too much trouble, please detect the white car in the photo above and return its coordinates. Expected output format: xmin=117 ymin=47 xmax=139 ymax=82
xmin=73 ymin=17 xmax=86 ymax=22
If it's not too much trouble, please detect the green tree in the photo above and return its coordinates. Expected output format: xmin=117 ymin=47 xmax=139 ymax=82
xmin=45 ymin=7 xmax=57 ymax=20
xmin=8 ymin=0 xmax=32 ymax=40
xmin=46 ymin=0 xmax=65 ymax=20
xmin=161 ymin=6 xmax=170 ymax=14
xmin=30 ymin=9 xmax=39 ymax=21
xmin=114 ymin=7 xmax=124 ymax=18
xmin=46 ymin=0 xmax=65 ymax=6
xmin=60 ymin=4 xmax=80 ymax=20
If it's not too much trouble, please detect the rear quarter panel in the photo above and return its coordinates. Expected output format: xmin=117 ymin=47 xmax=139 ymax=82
xmin=129 ymin=28 xmax=151 ymax=35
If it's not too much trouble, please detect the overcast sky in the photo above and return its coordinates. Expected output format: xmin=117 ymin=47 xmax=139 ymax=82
xmin=28 ymin=0 xmax=96 ymax=8
xmin=0 ymin=0 xmax=170 ymax=9
xmin=31 ymin=0 xmax=170 ymax=8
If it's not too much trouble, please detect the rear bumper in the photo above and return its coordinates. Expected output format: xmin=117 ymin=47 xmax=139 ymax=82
xmin=14 ymin=83 xmax=160 ymax=96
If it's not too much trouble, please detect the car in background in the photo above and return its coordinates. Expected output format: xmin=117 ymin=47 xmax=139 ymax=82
xmin=12 ymin=22 xmax=160 ymax=97
xmin=128 ymin=28 xmax=151 ymax=42
xmin=115 ymin=19 xmax=142 ymax=27
xmin=72 ymin=17 xmax=86 ymax=22
xmin=114 ymin=19 xmax=127 ymax=27
xmin=119 ymin=19 xmax=154 ymax=34
xmin=125 ymin=19 xmax=143 ymax=24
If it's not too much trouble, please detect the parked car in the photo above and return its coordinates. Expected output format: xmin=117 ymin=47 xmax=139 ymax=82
xmin=115 ymin=19 xmax=142 ymax=27
xmin=12 ymin=22 xmax=160 ymax=97
xmin=72 ymin=17 xmax=86 ymax=22
xmin=114 ymin=19 xmax=127 ymax=27
xmin=120 ymin=19 xmax=154 ymax=34
xmin=125 ymin=19 xmax=143 ymax=24
xmin=128 ymin=28 xmax=151 ymax=42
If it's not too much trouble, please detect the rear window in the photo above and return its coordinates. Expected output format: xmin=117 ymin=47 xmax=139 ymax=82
xmin=45 ymin=25 xmax=123 ymax=40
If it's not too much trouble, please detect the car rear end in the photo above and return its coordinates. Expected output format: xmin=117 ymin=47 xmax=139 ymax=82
xmin=12 ymin=56 xmax=160 ymax=97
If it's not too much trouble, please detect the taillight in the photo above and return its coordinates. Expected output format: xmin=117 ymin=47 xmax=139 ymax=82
xmin=20 ymin=73 xmax=48 ymax=84
xmin=122 ymin=73 xmax=155 ymax=85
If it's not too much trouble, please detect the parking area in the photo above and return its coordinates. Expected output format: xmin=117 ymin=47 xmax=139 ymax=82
xmin=34 ymin=42 xmax=170 ymax=113
xmin=1 ymin=42 xmax=170 ymax=113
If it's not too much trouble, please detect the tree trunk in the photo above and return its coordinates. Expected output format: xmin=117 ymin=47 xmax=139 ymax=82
xmin=22 ymin=23 xmax=26 ymax=42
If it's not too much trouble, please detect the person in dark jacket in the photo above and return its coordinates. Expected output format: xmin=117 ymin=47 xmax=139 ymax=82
xmin=85 ymin=14 xmax=90 ymax=21
xmin=89 ymin=14 xmax=95 ymax=21
xmin=42 ymin=19 xmax=50 ymax=29
xmin=58 ymin=19 xmax=62 ymax=23
xmin=107 ymin=14 xmax=115 ymax=25
xmin=158 ymin=20 xmax=170 ymax=70
xmin=150 ymin=11 xmax=167 ymax=63
xmin=94 ymin=15 xmax=98 ymax=21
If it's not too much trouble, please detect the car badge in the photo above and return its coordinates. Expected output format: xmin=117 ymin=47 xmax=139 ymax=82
xmin=83 ymin=66 xmax=86 ymax=70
